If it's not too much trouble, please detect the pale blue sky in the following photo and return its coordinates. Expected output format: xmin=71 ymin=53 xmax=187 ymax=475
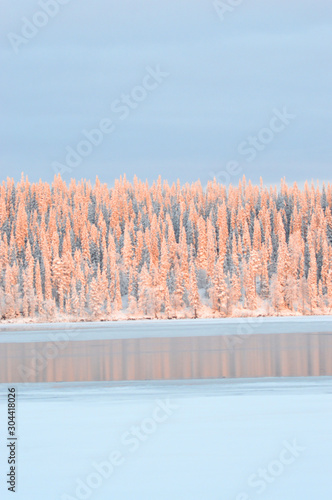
xmin=1 ymin=0 xmax=332 ymax=187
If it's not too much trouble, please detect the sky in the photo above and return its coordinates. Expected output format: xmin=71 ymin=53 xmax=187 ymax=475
xmin=1 ymin=0 xmax=332 ymax=188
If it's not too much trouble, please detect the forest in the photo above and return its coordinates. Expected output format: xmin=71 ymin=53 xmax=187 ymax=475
xmin=0 ymin=174 xmax=331 ymax=321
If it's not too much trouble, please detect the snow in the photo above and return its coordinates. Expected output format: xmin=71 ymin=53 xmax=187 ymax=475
xmin=0 ymin=315 xmax=332 ymax=343
xmin=0 ymin=377 xmax=331 ymax=500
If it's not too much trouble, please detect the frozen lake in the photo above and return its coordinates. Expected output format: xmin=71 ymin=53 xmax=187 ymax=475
xmin=0 ymin=377 xmax=331 ymax=500
xmin=1 ymin=316 xmax=332 ymax=343
xmin=1 ymin=317 xmax=332 ymax=383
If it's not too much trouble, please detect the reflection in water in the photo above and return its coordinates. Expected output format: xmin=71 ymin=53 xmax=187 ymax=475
xmin=1 ymin=333 xmax=331 ymax=383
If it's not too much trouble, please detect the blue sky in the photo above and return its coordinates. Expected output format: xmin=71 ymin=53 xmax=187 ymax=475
xmin=1 ymin=0 xmax=332 ymax=187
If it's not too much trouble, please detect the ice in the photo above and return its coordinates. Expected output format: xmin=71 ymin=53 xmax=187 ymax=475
xmin=0 ymin=315 xmax=332 ymax=344
xmin=0 ymin=377 xmax=331 ymax=500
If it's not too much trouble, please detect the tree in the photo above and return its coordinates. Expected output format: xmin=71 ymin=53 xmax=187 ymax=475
xmin=122 ymin=225 xmax=133 ymax=269
xmin=1 ymin=174 xmax=331 ymax=321
xmin=89 ymin=277 xmax=103 ymax=318
xmin=189 ymin=263 xmax=200 ymax=318
xmin=213 ymin=257 xmax=227 ymax=315
xmin=35 ymin=260 xmax=43 ymax=315
xmin=307 ymin=245 xmax=318 ymax=312
xmin=138 ymin=263 xmax=152 ymax=316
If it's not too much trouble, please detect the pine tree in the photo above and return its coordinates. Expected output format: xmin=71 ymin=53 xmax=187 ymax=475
xmin=123 ymin=225 xmax=133 ymax=269
xmin=1 ymin=174 xmax=331 ymax=320
xmin=89 ymin=277 xmax=103 ymax=318
xmin=213 ymin=257 xmax=227 ymax=315
xmin=189 ymin=263 xmax=200 ymax=318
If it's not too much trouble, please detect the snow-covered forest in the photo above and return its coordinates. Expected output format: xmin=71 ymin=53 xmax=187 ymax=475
xmin=1 ymin=174 xmax=332 ymax=322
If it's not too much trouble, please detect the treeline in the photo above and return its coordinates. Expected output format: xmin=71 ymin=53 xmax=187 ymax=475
xmin=0 ymin=174 xmax=332 ymax=321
